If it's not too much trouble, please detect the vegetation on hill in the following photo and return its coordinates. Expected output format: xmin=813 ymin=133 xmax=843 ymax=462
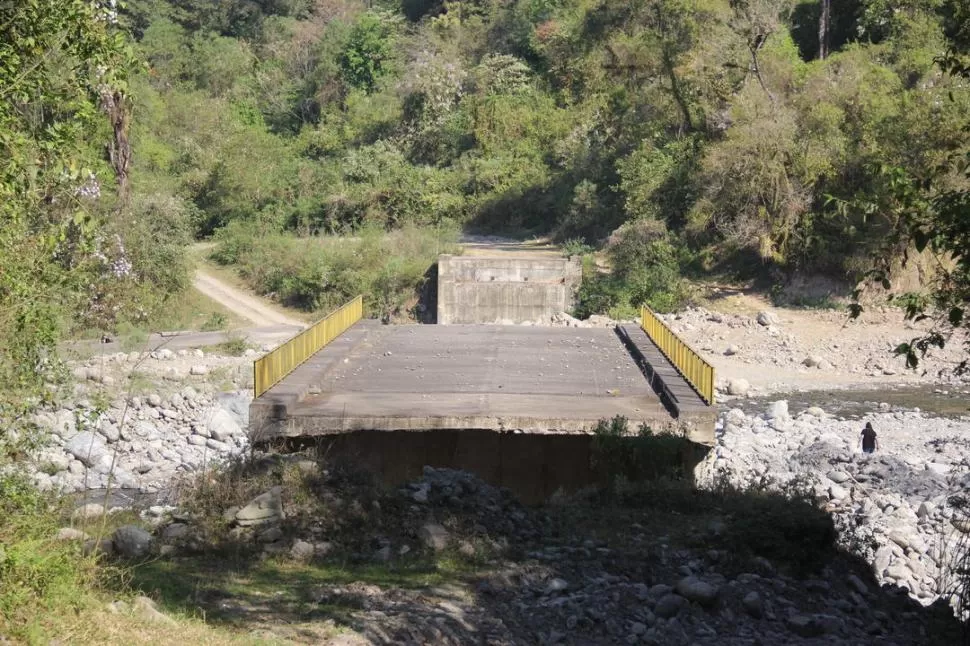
xmin=3 ymin=0 xmax=969 ymax=393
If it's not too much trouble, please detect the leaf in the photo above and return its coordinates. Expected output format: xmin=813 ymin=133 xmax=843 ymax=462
xmin=905 ymin=351 xmax=919 ymax=370
xmin=949 ymin=307 xmax=964 ymax=327
xmin=913 ymin=229 xmax=930 ymax=253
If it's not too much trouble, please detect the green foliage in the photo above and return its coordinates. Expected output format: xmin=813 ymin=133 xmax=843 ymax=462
xmin=339 ymin=11 xmax=399 ymax=92
xmin=576 ymin=220 xmax=690 ymax=317
xmin=591 ymin=416 xmax=691 ymax=492
xmin=0 ymin=474 xmax=99 ymax=641
xmin=212 ymin=223 xmax=459 ymax=318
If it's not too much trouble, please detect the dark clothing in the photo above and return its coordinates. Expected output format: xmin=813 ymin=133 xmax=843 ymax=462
xmin=861 ymin=427 xmax=877 ymax=453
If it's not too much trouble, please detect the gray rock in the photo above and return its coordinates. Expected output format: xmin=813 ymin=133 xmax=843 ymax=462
xmin=546 ymin=578 xmax=569 ymax=594
xmin=235 ymin=487 xmax=284 ymax=526
xmin=419 ymin=523 xmax=449 ymax=552
xmin=66 ymin=432 xmax=108 ymax=467
xmin=207 ymin=408 xmax=242 ymax=441
xmin=827 ymin=470 xmax=851 ymax=484
xmin=742 ymin=591 xmax=763 ymax=618
xmin=189 ymin=365 xmax=208 ymax=376
xmin=38 ymin=450 xmax=71 ymax=474
xmin=98 ymin=421 xmax=120 ymax=443
xmin=133 ymin=596 xmax=175 ymax=626
xmin=654 ymin=593 xmax=687 ymax=618
xmin=802 ymin=355 xmax=822 ymax=368
xmin=83 ymin=538 xmax=115 ymax=557
xmin=675 ymin=576 xmax=719 ymax=607
xmin=724 ymin=345 xmax=739 ymax=356
xmin=187 ymin=434 xmax=207 ymax=446
xmin=56 ymin=527 xmax=89 ymax=541
xmin=73 ymin=502 xmax=106 ymax=519
xmin=756 ymin=311 xmax=779 ymax=326
xmin=147 ymin=393 xmax=162 ymax=407
xmin=888 ymin=528 xmax=925 ymax=552
xmin=917 ymin=501 xmax=936 ymax=519
xmin=113 ymin=525 xmax=153 ymax=559
xmin=291 ymin=539 xmax=315 ymax=561
xmin=205 ymin=438 xmax=229 ymax=451
xmin=51 ymin=410 xmax=77 ymax=439
xmin=787 ymin=614 xmax=826 ymax=638
xmin=161 ymin=523 xmax=189 ymax=541
xmin=847 ymin=573 xmax=869 ymax=595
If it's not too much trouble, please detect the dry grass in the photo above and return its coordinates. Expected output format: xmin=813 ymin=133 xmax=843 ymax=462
xmin=56 ymin=608 xmax=277 ymax=646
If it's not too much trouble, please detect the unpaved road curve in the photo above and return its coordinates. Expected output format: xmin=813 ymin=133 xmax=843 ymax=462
xmin=193 ymin=269 xmax=305 ymax=328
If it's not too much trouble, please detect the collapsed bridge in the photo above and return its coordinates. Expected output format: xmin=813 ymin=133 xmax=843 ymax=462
xmin=249 ymin=255 xmax=715 ymax=501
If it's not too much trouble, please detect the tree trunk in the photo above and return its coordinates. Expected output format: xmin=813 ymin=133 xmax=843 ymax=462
xmin=818 ymin=0 xmax=830 ymax=60
xmin=102 ymin=90 xmax=131 ymax=208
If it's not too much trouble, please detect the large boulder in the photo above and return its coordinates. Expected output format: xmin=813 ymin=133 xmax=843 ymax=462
xmin=235 ymin=487 xmax=284 ymax=526
xmin=113 ymin=525 xmax=154 ymax=559
xmin=206 ymin=408 xmax=242 ymax=442
xmin=66 ymin=432 xmax=108 ymax=467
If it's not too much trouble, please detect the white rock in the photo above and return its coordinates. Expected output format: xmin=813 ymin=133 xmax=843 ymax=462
xmin=727 ymin=379 xmax=750 ymax=396
xmin=189 ymin=365 xmax=208 ymax=376
xmin=766 ymin=400 xmax=789 ymax=420
xmin=756 ymin=311 xmax=778 ymax=326
xmin=207 ymin=408 xmax=242 ymax=441
xmin=829 ymin=485 xmax=849 ymax=500
xmin=66 ymin=432 xmax=108 ymax=467
xmin=73 ymin=503 xmax=106 ymax=520
xmin=827 ymin=470 xmax=851 ymax=484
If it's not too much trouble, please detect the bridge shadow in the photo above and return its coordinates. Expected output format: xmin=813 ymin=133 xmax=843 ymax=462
xmin=280 ymin=427 xmax=707 ymax=505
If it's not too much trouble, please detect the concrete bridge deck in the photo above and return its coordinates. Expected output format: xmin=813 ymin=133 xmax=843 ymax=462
xmin=251 ymin=321 xmax=714 ymax=446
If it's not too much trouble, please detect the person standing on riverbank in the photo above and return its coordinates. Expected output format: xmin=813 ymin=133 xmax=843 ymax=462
xmin=860 ymin=422 xmax=879 ymax=454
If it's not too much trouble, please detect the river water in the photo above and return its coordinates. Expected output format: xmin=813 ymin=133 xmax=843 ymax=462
xmin=729 ymin=384 xmax=970 ymax=420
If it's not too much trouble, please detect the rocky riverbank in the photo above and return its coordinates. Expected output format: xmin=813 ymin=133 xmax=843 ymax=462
xmin=27 ymin=348 xmax=255 ymax=494
xmin=699 ymin=400 xmax=970 ymax=613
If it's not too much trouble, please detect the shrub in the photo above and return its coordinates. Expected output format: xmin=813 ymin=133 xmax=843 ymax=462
xmin=591 ymin=416 xmax=691 ymax=491
xmin=0 ymin=474 xmax=99 ymax=641
xmin=211 ymin=222 xmax=459 ymax=318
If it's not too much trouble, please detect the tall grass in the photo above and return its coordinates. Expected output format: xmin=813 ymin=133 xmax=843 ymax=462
xmin=211 ymin=222 xmax=460 ymax=318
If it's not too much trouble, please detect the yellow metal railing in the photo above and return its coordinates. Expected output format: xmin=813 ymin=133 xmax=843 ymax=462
xmin=640 ymin=306 xmax=715 ymax=405
xmin=253 ymin=295 xmax=363 ymax=397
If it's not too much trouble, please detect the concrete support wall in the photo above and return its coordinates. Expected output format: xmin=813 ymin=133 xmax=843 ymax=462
xmin=437 ymin=255 xmax=582 ymax=324
xmin=310 ymin=430 xmax=707 ymax=504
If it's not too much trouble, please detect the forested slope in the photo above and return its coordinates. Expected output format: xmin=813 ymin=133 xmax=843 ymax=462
xmin=3 ymin=0 xmax=969 ymax=396
xmin=122 ymin=0 xmax=969 ymax=311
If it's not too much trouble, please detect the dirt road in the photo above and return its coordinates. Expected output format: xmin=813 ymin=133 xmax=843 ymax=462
xmin=193 ymin=270 xmax=305 ymax=328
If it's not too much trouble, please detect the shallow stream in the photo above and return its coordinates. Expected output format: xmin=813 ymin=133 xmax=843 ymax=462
xmin=727 ymin=384 xmax=970 ymax=420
